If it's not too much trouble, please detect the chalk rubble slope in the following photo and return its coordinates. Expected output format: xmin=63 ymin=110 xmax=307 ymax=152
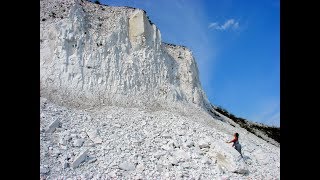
xmin=40 ymin=97 xmax=280 ymax=179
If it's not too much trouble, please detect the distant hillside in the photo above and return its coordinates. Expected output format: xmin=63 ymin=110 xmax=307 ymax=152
xmin=211 ymin=105 xmax=280 ymax=146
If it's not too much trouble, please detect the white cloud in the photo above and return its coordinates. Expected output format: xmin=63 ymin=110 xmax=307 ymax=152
xmin=221 ymin=19 xmax=235 ymax=29
xmin=208 ymin=22 xmax=219 ymax=29
xmin=233 ymin=22 xmax=239 ymax=30
xmin=208 ymin=19 xmax=240 ymax=31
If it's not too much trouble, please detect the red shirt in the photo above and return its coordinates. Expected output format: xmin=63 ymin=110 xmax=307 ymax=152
xmin=230 ymin=137 xmax=238 ymax=143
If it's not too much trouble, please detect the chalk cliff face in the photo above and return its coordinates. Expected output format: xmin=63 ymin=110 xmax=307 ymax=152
xmin=40 ymin=0 xmax=210 ymax=110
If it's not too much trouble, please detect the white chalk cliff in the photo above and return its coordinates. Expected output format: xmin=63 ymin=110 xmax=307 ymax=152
xmin=40 ymin=0 xmax=210 ymax=111
xmin=40 ymin=0 xmax=280 ymax=179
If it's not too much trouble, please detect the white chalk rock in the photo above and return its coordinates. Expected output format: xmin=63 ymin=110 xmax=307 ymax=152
xmin=161 ymin=133 xmax=171 ymax=138
xmin=154 ymin=151 xmax=166 ymax=159
xmin=40 ymin=0 xmax=211 ymax=111
xmin=168 ymin=156 xmax=178 ymax=165
xmin=40 ymin=166 xmax=50 ymax=174
xmin=71 ymin=149 xmax=89 ymax=168
xmin=212 ymin=142 xmax=248 ymax=174
xmin=198 ymin=140 xmax=210 ymax=149
xmin=136 ymin=163 xmax=145 ymax=172
xmin=119 ymin=161 xmax=136 ymax=171
xmin=45 ymin=119 xmax=61 ymax=133
xmin=201 ymin=156 xmax=212 ymax=164
xmin=86 ymin=129 xmax=102 ymax=144
xmin=73 ymin=139 xmax=85 ymax=147
xmin=87 ymin=157 xmax=97 ymax=164
xmin=161 ymin=140 xmax=174 ymax=151
xmin=184 ymin=140 xmax=194 ymax=148
xmin=173 ymin=149 xmax=190 ymax=162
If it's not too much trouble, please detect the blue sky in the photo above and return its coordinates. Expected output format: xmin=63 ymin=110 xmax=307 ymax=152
xmin=97 ymin=0 xmax=280 ymax=127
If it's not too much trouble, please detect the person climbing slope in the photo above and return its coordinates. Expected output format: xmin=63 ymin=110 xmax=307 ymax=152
xmin=227 ymin=132 xmax=243 ymax=158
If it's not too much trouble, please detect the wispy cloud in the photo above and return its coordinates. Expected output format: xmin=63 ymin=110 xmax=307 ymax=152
xmin=265 ymin=111 xmax=280 ymax=126
xmin=250 ymin=101 xmax=280 ymax=127
xmin=208 ymin=19 xmax=240 ymax=31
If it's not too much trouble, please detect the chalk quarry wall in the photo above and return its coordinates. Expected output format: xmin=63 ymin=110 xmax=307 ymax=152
xmin=40 ymin=0 xmax=211 ymax=110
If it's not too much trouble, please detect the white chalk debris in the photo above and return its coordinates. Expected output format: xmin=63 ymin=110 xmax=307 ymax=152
xmin=71 ymin=149 xmax=89 ymax=169
xmin=46 ymin=119 xmax=61 ymax=133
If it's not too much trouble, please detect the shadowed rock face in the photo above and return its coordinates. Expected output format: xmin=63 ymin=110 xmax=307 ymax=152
xmin=40 ymin=0 xmax=210 ymax=110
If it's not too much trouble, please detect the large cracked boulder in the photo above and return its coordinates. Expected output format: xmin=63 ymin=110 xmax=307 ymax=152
xmin=208 ymin=142 xmax=248 ymax=174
